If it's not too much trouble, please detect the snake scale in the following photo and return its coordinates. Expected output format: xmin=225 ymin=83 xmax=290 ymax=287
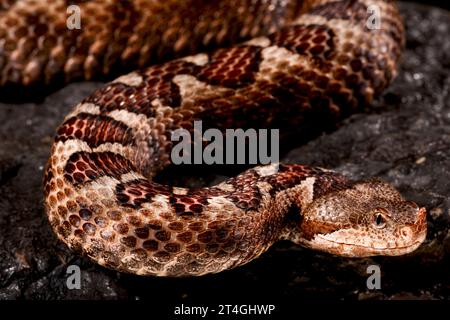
xmin=1 ymin=0 xmax=427 ymax=276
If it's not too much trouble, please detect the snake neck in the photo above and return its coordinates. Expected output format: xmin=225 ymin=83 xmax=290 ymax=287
xmin=278 ymin=171 xmax=353 ymax=241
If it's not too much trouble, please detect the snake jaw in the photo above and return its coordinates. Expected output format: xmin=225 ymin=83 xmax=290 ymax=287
xmin=307 ymin=231 xmax=426 ymax=257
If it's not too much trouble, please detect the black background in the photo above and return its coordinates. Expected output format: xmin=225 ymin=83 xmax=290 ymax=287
xmin=408 ymin=0 xmax=449 ymax=10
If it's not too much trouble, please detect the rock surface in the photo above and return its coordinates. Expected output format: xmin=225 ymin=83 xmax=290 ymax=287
xmin=0 ymin=3 xmax=449 ymax=301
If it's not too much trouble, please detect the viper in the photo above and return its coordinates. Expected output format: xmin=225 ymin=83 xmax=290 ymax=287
xmin=0 ymin=0 xmax=427 ymax=276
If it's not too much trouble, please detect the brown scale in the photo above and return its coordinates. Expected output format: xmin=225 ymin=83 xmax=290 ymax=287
xmin=261 ymin=165 xmax=323 ymax=195
xmin=0 ymin=0 xmax=16 ymax=10
xmin=64 ymin=151 xmax=135 ymax=185
xmin=43 ymin=164 xmax=54 ymax=197
xmin=308 ymin=0 xmax=369 ymax=25
xmin=192 ymin=74 xmax=330 ymax=132
xmin=111 ymin=178 xmax=259 ymax=274
xmin=197 ymin=46 xmax=262 ymax=88
xmin=270 ymin=71 xmax=344 ymax=118
xmin=173 ymin=25 xmax=347 ymax=126
xmin=269 ymin=24 xmax=336 ymax=61
xmin=55 ymin=113 xmax=134 ymax=147
xmin=302 ymin=1 xmax=401 ymax=108
xmin=83 ymin=60 xmax=201 ymax=114
xmin=115 ymin=176 xmax=225 ymax=215
xmin=139 ymin=60 xmax=202 ymax=107
xmin=115 ymin=179 xmax=171 ymax=208
xmin=83 ymin=82 xmax=157 ymax=117
xmin=222 ymin=170 xmax=264 ymax=211
xmin=169 ymin=187 xmax=230 ymax=215
xmin=169 ymin=193 xmax=210 ymax=216
xmin=193 ymin=92 xmax=273 ymax=131
xmin=255 ymin=165 xmax=353 ymax=205
xmin=267 ymin=23 xmax=366 ymax=117
xmin=0 ymin=0 xmax=301 ymax=86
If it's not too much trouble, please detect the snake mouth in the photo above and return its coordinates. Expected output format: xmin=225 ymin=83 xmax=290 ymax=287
xmin=314 ymin=233 xmax=427 ymax=257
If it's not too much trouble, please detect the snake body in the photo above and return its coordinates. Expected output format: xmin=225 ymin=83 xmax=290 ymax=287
xmin=4 ymin=0 xmax=425 ymax=276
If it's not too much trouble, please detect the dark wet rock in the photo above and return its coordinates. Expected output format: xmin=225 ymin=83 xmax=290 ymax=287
xmin=0 ymin=2 xmax=449 ymax=300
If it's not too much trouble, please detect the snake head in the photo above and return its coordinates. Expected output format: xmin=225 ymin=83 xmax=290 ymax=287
xmin=296 ymin=180 xmax=427 ymax=257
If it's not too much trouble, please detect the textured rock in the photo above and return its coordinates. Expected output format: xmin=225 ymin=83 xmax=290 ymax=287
xmin=0 ymin=2 xmax=449 ymax=300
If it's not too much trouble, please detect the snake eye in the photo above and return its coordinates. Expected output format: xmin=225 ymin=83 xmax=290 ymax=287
xmin=372 ymin=210 xmax=387 ymax=229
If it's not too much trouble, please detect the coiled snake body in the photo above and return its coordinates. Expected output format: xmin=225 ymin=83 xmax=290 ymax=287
xmin=0 ymin=0 xmax=427 ymax=276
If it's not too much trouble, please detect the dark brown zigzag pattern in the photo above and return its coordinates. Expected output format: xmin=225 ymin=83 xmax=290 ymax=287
xmin=197 ymin=46 xmax=263 ymax=88
xmin=269 ymin=24 xmax=336 ymax=61
xmin=115 ymin=178 xmax=224 ymax=216
xmin=115 ymin=179 xmax=171 ymax=208
xmin=261 ymin=164 xmax=346 ymax=196
xmin=84 ymin=60 xmax=201 ymax=116
xmin=64 ymin=152 xmax=134 ymax=185
xmin=56 ymin=113 xmax=133 ymax=147
xmin=308 ymin=0 xmax=368 ymax=24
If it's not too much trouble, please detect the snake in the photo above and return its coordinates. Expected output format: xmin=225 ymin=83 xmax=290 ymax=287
xmin=0 ymin=0 xmax=427 ymax=276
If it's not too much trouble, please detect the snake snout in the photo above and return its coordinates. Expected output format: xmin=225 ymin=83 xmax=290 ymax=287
xmin=401 ymin=205 xmax=427 ymax=247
